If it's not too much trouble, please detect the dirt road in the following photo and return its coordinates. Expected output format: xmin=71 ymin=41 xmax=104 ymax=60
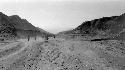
xmin=0 ymin=37 xmax=125 ymax=70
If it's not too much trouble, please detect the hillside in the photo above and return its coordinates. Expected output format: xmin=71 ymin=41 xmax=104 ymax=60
xmin=0 ymin=12 xmax=53 ymax=41
xmin=9 ymin=15 xmax=38 ymax=31
xmin=0 ymin=12 xmax=125 ymax=70
xmin=58 ymin=13 xmax=125 ymax=40
xmin=0 ymin=12 xmax=16 ymax=41
xmin=36 ymin=27 xmax=55 ymax=37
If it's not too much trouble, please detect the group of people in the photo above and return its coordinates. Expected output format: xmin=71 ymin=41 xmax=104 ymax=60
xmin=27 ymin=35 xmax=37 ymax=41
xmin=27 ymin=35 xmax=56 ymax=41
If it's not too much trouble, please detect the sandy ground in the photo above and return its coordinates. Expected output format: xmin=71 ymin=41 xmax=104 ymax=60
xmin=0 ymin=37 xmax=125 ymax=70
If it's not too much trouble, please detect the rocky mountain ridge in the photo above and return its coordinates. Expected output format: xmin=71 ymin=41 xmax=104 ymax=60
xmin=0 ymin=12 xmax=54 ymax=41
xmin=58 ymin=13 xmax=125 ymax=40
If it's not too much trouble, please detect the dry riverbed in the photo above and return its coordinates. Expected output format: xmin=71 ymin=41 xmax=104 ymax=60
xmin=0 ymin=37 xmax=125 ymax=70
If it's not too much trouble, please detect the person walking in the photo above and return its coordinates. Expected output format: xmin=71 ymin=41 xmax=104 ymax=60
xmin=28 ymin=35 xmax=30 ymax=41
xmin=45 ymin=35 xmax=49 ymax=42
xmin=53 ymin=35 xmax=55 ymax=38
xmin=35 ymin=36 xmax=36 ymax=40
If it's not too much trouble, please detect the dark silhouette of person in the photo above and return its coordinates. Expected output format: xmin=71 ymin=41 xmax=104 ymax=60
xmin=45 ymin=35 xmax=49 ymax=41
xmin=35 ymin=36 xmax=36 ymax=40
xmin=53 ymin=35 xmax=55 ymax=38
xmin=46 ymin=36 xmax=49 ymax=40
xmin=28 ymin=35 xmax=30 ymax=41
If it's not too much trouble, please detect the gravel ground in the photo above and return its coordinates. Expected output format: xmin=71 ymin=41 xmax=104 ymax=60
xmin=0 ymin=37 xmax=125 ymax=70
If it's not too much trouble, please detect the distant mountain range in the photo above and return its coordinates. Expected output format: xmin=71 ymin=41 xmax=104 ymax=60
xmin=0 ymin=12 xmax=54 ymax=41
xmin=58 ymin=13 xmax=125 ymax=40
xmin=1 ymin=12 xmax=125 ymax=41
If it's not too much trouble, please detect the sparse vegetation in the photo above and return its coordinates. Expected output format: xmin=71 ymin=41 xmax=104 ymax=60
xmin=0 ymin=34 xmax=124 ymax=70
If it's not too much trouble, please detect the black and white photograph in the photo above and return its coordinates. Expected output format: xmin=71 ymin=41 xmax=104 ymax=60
xmin=0 ymin=0 xmax=125 ymax=70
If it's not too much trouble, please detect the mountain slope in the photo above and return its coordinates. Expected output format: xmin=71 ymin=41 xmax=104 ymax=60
xmin=58 ymin=13 xmax=125 ymax=40
xmin=0 ymin=12 xmax=53 ymax=40
xmin=0 ymin=12 xmax=16 ymax=41
xmin=9 ymin=15 xmax=37 ymax=30
xmin=36 ymin=27 xmax=55 ymax=37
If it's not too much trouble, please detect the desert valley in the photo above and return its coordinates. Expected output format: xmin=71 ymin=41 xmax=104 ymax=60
xmin=0 ymin=12 xmax=125 ymax=70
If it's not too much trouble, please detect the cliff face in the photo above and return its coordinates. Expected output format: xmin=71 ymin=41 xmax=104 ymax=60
xmin=58 ymin=13 xmax=125 ymax=40
xmin=0 ymin=12 xmax=53 ymax=41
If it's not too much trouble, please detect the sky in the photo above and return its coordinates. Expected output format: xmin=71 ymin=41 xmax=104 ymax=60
xmin=0 ymin=0 xmax=125 ymax=34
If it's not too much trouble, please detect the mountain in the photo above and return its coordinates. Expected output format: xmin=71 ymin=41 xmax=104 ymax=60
xmin=9 ymin=15 xmax=37 ymax=30
xmin=0 ymin=12 xmax=53 ymax=41
xmin=0 ymin=12 xmax=17 ymax=41
xmin=58 ymin=13 xmax=125 ymax=40
xmin=36 ymin=27 xmax=55 ymax=37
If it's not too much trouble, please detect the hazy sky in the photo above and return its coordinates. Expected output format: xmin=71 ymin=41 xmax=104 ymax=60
xmin=0 ymin=0 xmax=125 ymax=33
